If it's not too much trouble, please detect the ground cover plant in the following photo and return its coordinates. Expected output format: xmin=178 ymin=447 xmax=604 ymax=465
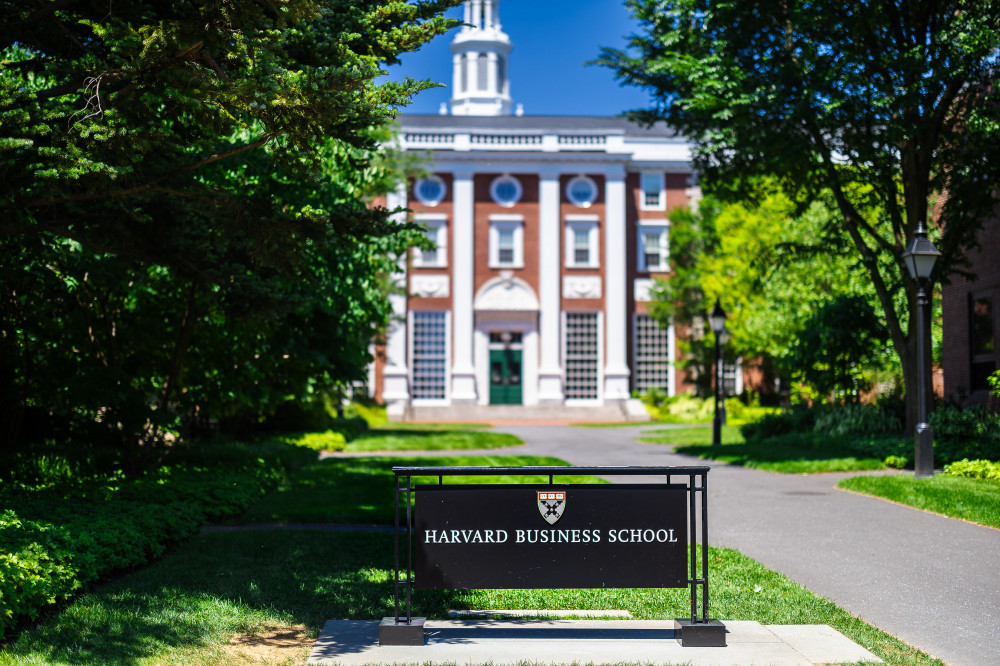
xmin=0 ymin=530 xmax=941 ymax=666
xmin=837 ymin=474 xmax=1000 ymax=530
xmin=0 ymin=439 xmax=316 ymax=639
xmin=236 ymin=454 xmax=597 ymax=525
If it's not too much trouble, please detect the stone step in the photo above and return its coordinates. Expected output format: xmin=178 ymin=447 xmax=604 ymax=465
xmin=402 ymin=401 xmax=651 ymax=424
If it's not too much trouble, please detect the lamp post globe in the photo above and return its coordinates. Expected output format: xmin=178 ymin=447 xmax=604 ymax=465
xmin=900 ymin=221 xmax=940 ymax=478
xmin=710 ymin=299 xmax=727 ymax=446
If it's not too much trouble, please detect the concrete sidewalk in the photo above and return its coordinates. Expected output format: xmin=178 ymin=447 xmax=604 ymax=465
xmin=307 ymin=619 xmax=882 ymax=665
xmin=491 ymin=424 xmax=1000 ymax=666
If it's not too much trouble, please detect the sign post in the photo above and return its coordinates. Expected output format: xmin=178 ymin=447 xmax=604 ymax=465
xmin=380 ymin=465 xmax=725 ymax=648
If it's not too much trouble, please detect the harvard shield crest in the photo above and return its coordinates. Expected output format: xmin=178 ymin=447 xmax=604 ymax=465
xmin=537 ymin=491 xmax=566 ymax=525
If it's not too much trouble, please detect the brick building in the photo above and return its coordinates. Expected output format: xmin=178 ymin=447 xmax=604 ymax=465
xmin=370 ymin=0 xmax=703 ymax=418
xmin=942 ymin=215 xmax=1000 ymax=407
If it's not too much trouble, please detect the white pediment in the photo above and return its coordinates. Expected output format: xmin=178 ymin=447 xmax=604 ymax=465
xmin=474 ymin=273 xmax=540 ymax=311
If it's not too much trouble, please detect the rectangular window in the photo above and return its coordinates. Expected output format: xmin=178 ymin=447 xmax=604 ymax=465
xmin=413 ymin=215 xmax=447 ymax=268
xmin=634 ymin=314 xmax=671 ymax=395
xmin=565 ymin=217 xmax=599 ymax=268
xmin=565 ymin=313 xmax=599 ymax=400
xmin=640 ymin=173 xmax=665 ymax=210
xmin=498 ymin=227 xmax=515 ymax=264
xmin=971 ymin=294 xmax=996 ymax=391
xmin=489 ymin=216 xmax=524 ymax=268
xmin=412 ymin=311 xmax=447 ymax=400
xmin=638 ymin=222 xmax=669 ymax=272
xmin=574 ymin=228 xmax=590 ymax=264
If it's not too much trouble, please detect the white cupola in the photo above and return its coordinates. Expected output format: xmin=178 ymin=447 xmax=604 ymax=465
xmin=449 ymin=0 xmax=513 ymax=116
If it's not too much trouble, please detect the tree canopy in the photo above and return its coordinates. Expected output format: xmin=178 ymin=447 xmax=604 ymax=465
xmin=1 ymin=0 xmax=460 ymax=466
xmin=650 ymin=186 xmax=894 ymax=401
xmin=603 ymin=0 xmax=1000 ymax=429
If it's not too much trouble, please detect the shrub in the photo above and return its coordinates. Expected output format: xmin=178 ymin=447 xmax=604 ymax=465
xmin=943 ymin=458 xmax=1000 ymax=481
xmin=282 ymin=430 xmax=348 ymax=453
xmin=0 ymin=439 xmax=311 ymax=638
xmin=883 ymin=455 xmax=910 ymax=469
xmin=813 ymin=404 xmax=901 ymax=438
xmin=929 ymin=405 xmax=1000 ymax=463
xmin=741 ymin=407 xmax=818 ymax=442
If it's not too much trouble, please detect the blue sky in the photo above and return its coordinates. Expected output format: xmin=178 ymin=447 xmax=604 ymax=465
xmin=388 ymin=0 xmax=655 ymax=116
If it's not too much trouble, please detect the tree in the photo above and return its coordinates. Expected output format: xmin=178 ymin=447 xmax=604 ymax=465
xmin=602 ymin=0 xmax=1000 ymax=431
xmin=1 ymin=1 xmax=459 ymax=467
xmin=650 ymin=183 xmax=892 ymax=401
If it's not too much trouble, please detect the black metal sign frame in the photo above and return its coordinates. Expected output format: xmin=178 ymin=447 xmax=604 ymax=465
xmin=390 ymin=465 xmax=714 ymax=628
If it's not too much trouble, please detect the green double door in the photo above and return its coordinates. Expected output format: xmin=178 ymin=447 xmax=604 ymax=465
xmin=489 ymin=348 xmax=522 ymax=405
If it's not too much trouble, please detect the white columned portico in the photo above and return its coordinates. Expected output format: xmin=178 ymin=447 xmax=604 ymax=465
xmin=537 ymin=172 xmax=564 ymax=403
xmin=382 ymin=184 xmax=410 ymax=417
xmin=451 ymin=170 xmax=478 ymax=402
xmin=603 ymin=170 xmax=630 ymax=402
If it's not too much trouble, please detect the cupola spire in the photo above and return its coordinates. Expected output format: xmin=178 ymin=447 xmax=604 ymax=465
xmin=449 ymin=0 xmax=513 ymax=116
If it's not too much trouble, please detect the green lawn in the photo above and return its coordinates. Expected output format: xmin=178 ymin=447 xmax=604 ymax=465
xmin=236 ymin=454 xmax=604 ymax=525
xmin=838 ymin=473 xmax=1000 ymax=529
xmin=640 ymin=424 xmax=887 ymax=474
xmin=0 ymin=530 xmax=940 ymax=666
xmin=344 ymin=427 xmax=522 ymax=452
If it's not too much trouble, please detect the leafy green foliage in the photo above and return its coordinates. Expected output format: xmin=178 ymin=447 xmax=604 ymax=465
xmin=0 ymin=0 xmax=461 ymax=466
xmin=944 ymin=459 xmax=1000 ymax=482
xmin=281 ymin=430 xmax=348 ymax=453
xmin=603 ymin=0 xmax=1000 ymax=431
xmin=0 ymin=439 xmax=316 ymax=637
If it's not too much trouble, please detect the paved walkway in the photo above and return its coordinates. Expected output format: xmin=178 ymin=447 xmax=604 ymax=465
xmin=462 ymin=424 xmax=1000 ymax=666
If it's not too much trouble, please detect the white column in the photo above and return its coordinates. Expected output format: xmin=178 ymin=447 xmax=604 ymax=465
xmin=486 ymin=52 xmax=498 ymax=97
xmin=452 ymin=53 xmax=462 ymax=94
xmin=537 ymin=172 xmax=564 ymax=403
xmin=603 ymin=171 xmax=630 ymax=402
xmin=451 ymin=170 xmax=478 ymax=403
xmin=471 ymin=0 xmax=482 ymax=29
xmin=463 ymin=0 xmax=471 ymax=29
xmin=382 ymin=184 xmax=410 ymax=417
xmin=483 ymin=0 xmax=494 ymax=30
xmin=468 ymin=51 xmax=480 ymax=94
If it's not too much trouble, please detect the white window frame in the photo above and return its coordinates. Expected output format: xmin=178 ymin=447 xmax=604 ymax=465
xmin=564 ymin=214 xmax=600 ymax=269
xmin=639 ymin=172 xmax=666 ymax=211
xmin=637 ymin=219 xmax=669 ymax=273
xmin=413 ymin=174 xmax=447 ymax=207
xmin=489 ymin=174 xmax=523 ymax=208
xmin=408 ymin=310 xmax=450 ymax=404
xmin=489 ymin=214 xmax=524 ymax=268
xmin=566 ymin=174 xmax=599 ymax=208
xmin=632 ymin=313 xmax=675 ymax=397
xmin=561 ymin=310 xmax=604 ymax=404
xmin=413 ymin=213 xmax=448 ymax=268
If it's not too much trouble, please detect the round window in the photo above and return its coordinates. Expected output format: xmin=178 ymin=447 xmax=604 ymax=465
xmin=414 ymin=175 xmax=446 ymax=206
xmin=566 ymin=175 xmax=598 ymax=208
xmin=490 ymin=174 xmax=523 ymax=207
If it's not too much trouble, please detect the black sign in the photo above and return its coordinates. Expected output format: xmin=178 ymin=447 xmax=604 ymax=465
xmin=413 ymin=484 xmax=687 ymax=590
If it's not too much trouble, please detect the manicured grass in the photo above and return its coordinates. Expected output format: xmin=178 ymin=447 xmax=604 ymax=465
xmin=0 ymin=530 xmax=940 ymax=666
xmin=838 ymin=474 xmax=1000 ymax=529
xmin=344 ymin=427 xmax=522 ymax=452
xmin=236 ymin=455 xmax=605 ymax=525
xmin=640 ymin=424 xmax=887 ymax=474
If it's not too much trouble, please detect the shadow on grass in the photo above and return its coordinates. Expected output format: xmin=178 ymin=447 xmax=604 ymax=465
xmin=3 ymin=533 xmax=939 ymax=665
xmin=1 ymin=532 xmax=470 ymax=666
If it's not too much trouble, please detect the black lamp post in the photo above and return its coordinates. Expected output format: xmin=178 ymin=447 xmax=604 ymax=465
xmin=901 ymin=221 xmax=941 ymax=478
xmin=709 ymin=299 xmax=727 ymax=446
